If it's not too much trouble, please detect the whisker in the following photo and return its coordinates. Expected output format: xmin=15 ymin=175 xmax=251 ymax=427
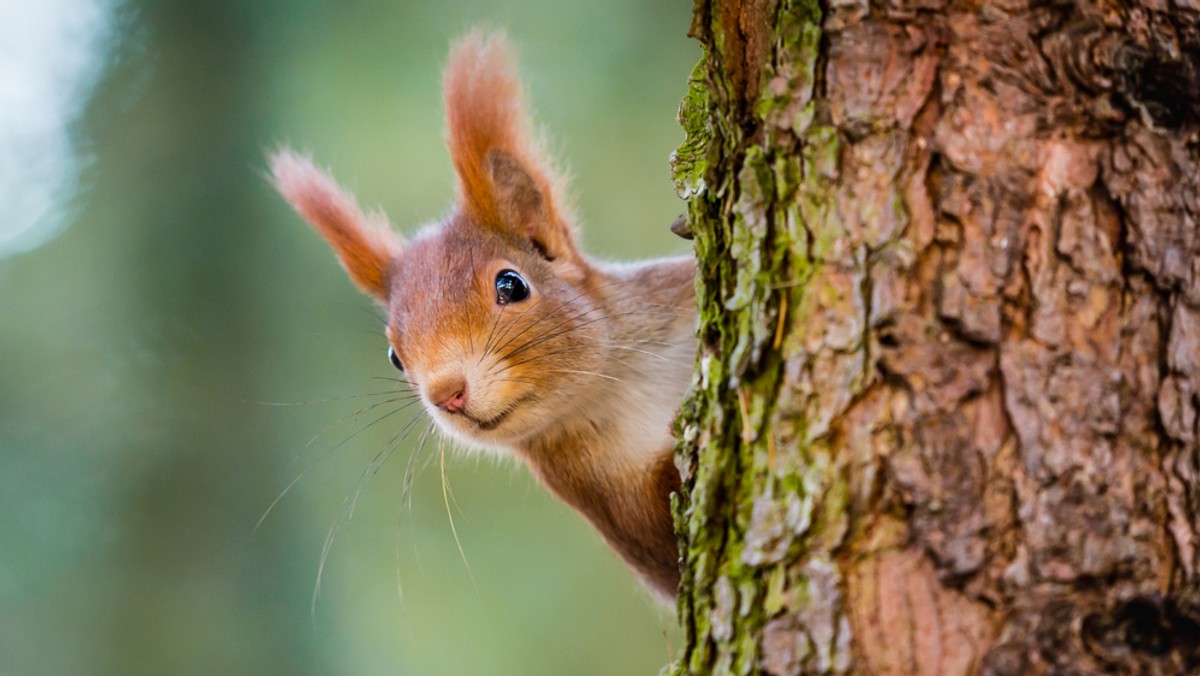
xmin=540 ymin=368 xmax=626 ymax=384
xmin=487 ymin=342 xmax=666 ymax=379
xmin=488 ymin=375 xmax=540 ymax=387
xmin=485 ymin=285 xmax=599 ymax=358
xmin=487 ymin=306 xmax=598 ymax=367
xmin=466 ymin=248 xmax=478 ymax=356
xmin=370 ymin=375 xmax=416 ymax=388
xmin=439 ymin=433 xmax=477 ymax=593
xmin=300 ymin=396 xmax=424 ymax=450
xmin=592 ymin=342 xmax=671 ymax=361
xmin=479 ymin=281 xmax=680 ymax=373
xmin=396 ymin=418 xmax=436 ymax=601
xmin=402 ymin=419 xmax=438 ymax=512
xmin=493 ymin=307 xmax=688 ymax=368
xmin=618 ymin=338 xmax=677 ymax=347
xmin=243 ymin=389 xmax=410 ymax=407
xmin=254 ymin=471 xmax=309 ymax=533
xmin=492 ymin=344 xmax=612 ymax=375
xmin=478 ymin=300 xmax=507 ymax=362
xmin=481 ymin=303 xmax=528 ymax=361
xmin=482 ymin=277 xmax=583 ymax=359
xmin=488 ymin=308 xmax=623 ymax=369
xmin=489 ymin=299 xmax=641 ymax=365
xmin=310 ymin=404 xmax=426 ymax=616
xmin=257 ymin=397 xmax=423 ymax=533
xmin=347 ymin=413 xmax=426 ymax=520
xmin=357 ymin=305 xmax=389 ymax=326
xmin=312 ymin=515 xmax=342 ymax=617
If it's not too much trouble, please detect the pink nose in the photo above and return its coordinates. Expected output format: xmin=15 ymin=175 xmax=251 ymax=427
xmin=428 ymin=376 xmax=468 ymax=413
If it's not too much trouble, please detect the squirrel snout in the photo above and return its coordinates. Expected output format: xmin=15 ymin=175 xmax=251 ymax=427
xmin=428 ymin=375 xmax=468 ymax=413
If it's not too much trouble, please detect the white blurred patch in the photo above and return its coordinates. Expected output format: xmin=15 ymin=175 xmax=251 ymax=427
xmin=0 ymin=0 xmax=115 ymax=258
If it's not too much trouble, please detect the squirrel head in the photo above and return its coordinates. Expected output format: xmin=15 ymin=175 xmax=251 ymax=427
xmin=270 ymin=31 xmax=609 ymax=448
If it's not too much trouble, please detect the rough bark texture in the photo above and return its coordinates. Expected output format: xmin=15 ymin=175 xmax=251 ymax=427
xmin=669 ymin=0 xmax=1200 ymax=673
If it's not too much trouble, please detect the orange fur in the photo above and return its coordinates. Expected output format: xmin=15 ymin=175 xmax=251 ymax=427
xmin=443 ymin=31 xmax=567 ymax=238
xmin=272 ymin=31 xmax=698 ymax=601
xmin=269 ymin=150 xmax=401 ymax=301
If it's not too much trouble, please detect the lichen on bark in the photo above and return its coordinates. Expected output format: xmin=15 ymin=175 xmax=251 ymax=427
xmin=670 ymin=0 xmax=1200 ymax=674
xmin=671 ymin=0 xmax=856 ymax=672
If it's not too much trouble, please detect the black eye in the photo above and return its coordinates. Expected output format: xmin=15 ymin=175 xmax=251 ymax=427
xmin=387 ymin=346 xmax=404 ymax=372
xmin=495 ymin=269 xmax=530 ymax=304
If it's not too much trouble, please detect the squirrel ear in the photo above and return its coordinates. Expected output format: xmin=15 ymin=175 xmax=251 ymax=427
xmin=443 ymin=30 xmax=579 ymax=263
xmin=485 ymin=149 xmax=576 ymax=262
xmin=269 ymin=149 xmax=401 ymax=302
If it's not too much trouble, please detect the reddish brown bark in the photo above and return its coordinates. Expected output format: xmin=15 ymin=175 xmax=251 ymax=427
xmin=673 ymin=0 xmax=1200 ymax=673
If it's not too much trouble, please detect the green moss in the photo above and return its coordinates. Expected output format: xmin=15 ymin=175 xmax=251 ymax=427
xmin=672 ymin=58 xmax=714 ymax=201
xmin=670 ymin=0 xmax=858 ymax=673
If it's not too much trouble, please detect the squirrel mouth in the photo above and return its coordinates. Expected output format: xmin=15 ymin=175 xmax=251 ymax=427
xmin=475 ymin=412 xmax=509 ymax=431
xmin=469 ymin=395 xmax=532 ymax=431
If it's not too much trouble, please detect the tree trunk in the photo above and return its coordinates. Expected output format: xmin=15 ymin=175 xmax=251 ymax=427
xmin=669 ymin=1 xmax=1200 ymax=673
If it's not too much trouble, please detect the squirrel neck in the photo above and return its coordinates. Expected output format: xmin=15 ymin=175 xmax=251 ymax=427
xmin=515 ymin=254 xmax=696 ymax=599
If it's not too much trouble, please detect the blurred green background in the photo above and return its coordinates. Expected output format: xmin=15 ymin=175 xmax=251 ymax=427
xmin=0 ymin=1 xmax=696 ymax=674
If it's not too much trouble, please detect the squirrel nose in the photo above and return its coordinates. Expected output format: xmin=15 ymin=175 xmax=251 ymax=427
xmin=428 ymin=376 xmax=468 ymax=413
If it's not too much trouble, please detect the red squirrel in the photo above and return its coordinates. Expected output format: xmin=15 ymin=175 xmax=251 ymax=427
xmin=269 ymin=31 xmax=696 ymax=600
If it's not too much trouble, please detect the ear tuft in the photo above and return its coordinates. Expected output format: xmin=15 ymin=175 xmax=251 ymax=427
xmin=443 ymin=30 xmax=577 ymax=262
xmin=269 ymin=149 xmax=401 ymax=302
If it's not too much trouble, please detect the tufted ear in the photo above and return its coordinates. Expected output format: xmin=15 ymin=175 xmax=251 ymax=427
xmin=269 ymin=149 xmax=402 ymax=302
xmin=443 ymin=30 xmax=579 ymax=264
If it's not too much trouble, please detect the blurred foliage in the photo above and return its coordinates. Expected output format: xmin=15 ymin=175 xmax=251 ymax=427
xmin=0 ymin=1 xmax=697 ymax=674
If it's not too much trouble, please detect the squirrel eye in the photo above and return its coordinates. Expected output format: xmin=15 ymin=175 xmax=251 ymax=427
xmin=495 ymin=269 xmax=530 ymax=304
xmin=387 ymin=346 xmax=404 ymax=372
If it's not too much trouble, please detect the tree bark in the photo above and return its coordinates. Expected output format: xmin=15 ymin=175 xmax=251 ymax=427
xmin=670 ymin=0 xmax=1200 ymax=673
